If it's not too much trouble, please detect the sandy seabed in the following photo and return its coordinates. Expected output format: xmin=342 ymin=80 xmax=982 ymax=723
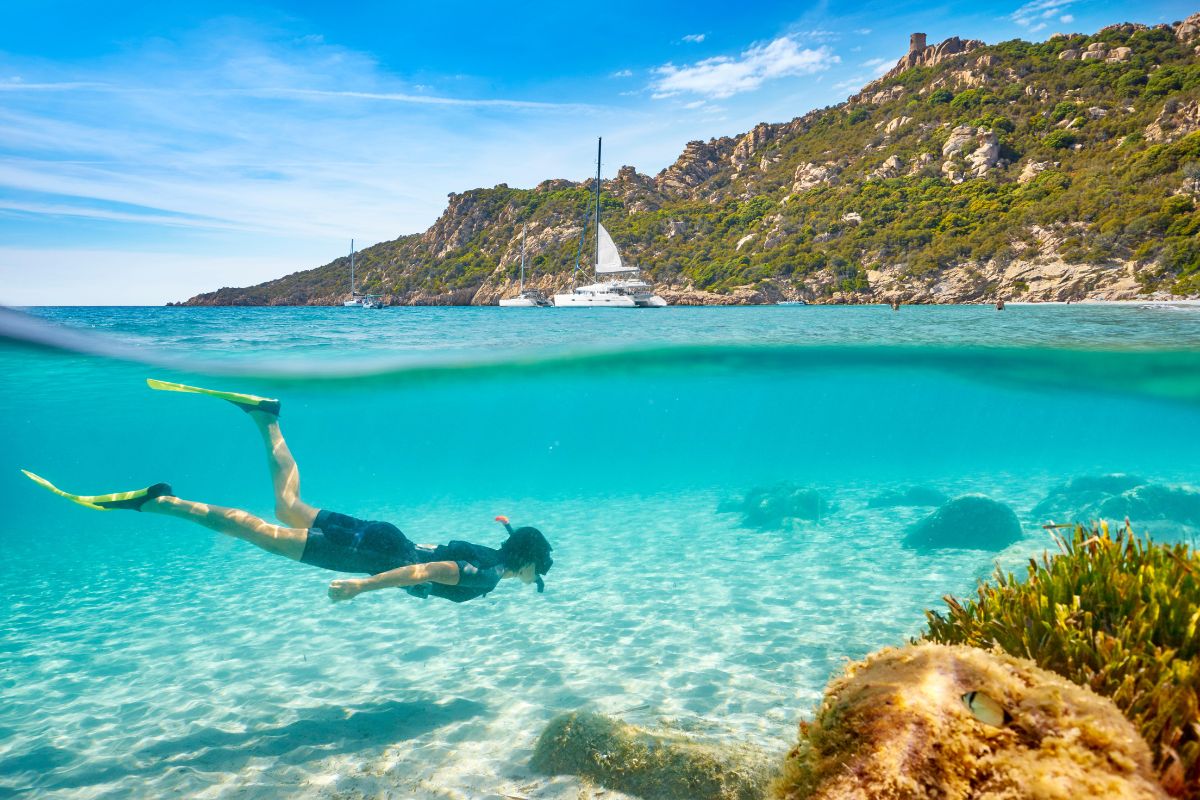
xmin=10 ymin=469 xmax=1174 ymax=800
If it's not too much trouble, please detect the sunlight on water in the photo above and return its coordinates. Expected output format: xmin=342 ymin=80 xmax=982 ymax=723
xmin=1 ymin=305 xmax=1198 ymax=799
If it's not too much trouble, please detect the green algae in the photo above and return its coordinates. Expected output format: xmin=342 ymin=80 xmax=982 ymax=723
xmin=530 ymin=711 xmax=775 ymax=800
xmin=926 ymin=522 xmax=1200 ymax=797
xmin=772 ymin=643 xmax=1167 ymax=799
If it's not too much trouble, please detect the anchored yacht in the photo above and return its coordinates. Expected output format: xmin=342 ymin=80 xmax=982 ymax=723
xmin=553 ymin=138 xmax=666 ymax=308
xmin=499 ymin=224 xmax=551 ymax=307
xmin=343 ymin=240 xmax=365 ymax=306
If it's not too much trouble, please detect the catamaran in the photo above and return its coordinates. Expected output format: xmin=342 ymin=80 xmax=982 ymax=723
xmin=343 ymin=239 xmax=364 ymax=307
xmin=499 ymin=224 xmax=551 ymax=307
xmin=553 ymin=138 xmax=667 ymax=308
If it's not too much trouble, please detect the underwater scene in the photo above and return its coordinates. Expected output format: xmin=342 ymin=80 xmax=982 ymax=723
xmin=2 ymin=304 xmax=1199 ymax=799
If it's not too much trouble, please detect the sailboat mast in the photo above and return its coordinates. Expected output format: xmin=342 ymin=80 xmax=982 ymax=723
xmin=519 ymin=224 xmax=527 ymax=292
xmin=594 ymin=137 xmax=602 ymax=275
xmin=349 ymin=239 xmax=356 ymax=296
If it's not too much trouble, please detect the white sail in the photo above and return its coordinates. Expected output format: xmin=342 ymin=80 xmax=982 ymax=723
xmin=596 ymin=224 xmax=636 ymax=274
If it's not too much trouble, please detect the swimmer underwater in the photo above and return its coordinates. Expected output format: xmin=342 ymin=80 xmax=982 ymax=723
xmin=22 ymin=380 xmax=554 ymax=604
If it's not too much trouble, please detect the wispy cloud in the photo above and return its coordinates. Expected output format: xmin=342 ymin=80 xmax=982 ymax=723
xmin=262 ymin=87 xmax=595 ymax=111
xmin=651 ymin=36 xmax=838 ymax=100
xmin=1011 ymin=0 xmax=1074 ymax=32
xmin=862 ymin=57 xmax=892 ymax=75
xmin=0 ymin=80 xmax=112 ymax=92
xmin=681 ymin=33 xmax=706 ymax=43
xmin=611 ymin=69 xmax=634 ymax=78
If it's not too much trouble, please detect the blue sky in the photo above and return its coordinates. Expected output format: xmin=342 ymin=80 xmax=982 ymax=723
xmin=1 ymin=0 xmax=1194 ymax=304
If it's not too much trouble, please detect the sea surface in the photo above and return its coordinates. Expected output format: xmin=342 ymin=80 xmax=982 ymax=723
xmin=1 ymin=303 xmax=1198 ymax=799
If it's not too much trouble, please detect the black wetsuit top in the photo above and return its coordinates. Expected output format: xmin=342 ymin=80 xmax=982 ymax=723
xmin=300 ymin=510 xmax=504 ymax=603
xmin=408 ymin=541 xmax=505 ymax=603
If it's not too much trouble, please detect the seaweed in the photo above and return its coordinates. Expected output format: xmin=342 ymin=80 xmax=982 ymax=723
xmin=773 ymin=643 xmax=1167 ymax=799
xmin=925 ymin=522 xmax=1200 ymax=797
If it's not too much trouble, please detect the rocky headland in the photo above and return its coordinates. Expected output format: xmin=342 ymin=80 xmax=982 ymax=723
xmin=182 ymin=12 xmax=1200 ymax=307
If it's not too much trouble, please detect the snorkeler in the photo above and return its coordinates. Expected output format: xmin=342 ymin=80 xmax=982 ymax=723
xmin=22 ymin=380 xmax=553 ymax=605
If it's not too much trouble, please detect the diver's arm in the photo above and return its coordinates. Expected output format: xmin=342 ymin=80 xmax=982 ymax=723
xmin=328 ymin=561 xmax=460 ymax=602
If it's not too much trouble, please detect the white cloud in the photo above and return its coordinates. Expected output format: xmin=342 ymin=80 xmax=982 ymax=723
xmin=263 ymin=87 xmax=594 ymax=111
xmin=1011 ymin=0 xmax=1075 ymax=31
xmin=834 ymin=77 xmax=867 ymax=93
xmin=861 ymin=57 xmax=893 ymax=77
xmin=1060 ymin=14 xmax=1075 ymax=23
xmin=611 ymin=69 xmax=634 ymax=78
xmin=651 ymin=36 xmax=838 ymax=100
xmin=681 ymin=33 xmax=706 ymax=43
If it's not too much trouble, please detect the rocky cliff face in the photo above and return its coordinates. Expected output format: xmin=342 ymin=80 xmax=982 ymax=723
xmin=183 ymin=12 xmax=1200 ymax=307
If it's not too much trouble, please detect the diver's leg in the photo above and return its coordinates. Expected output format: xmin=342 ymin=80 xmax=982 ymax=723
xmin=143 ymin=495 xmax=308 ymax=560
xmin=246 ymin=410 xmax=319 ymax=529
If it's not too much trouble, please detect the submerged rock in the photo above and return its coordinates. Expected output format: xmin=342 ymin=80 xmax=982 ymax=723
xmin=722 ymin=483 xmax=831 ymax=530
xmin=904 ymin=495 xmax=1022 ymax=551
xmin=867 ymin=485 xmax=949 ymax=509
xmin=531 ymin=711 xmax=775 ymax=800
xmin=773 ymin=643 xmax=1167 ymax=799
xmin=1033 ymin=474 xmax=1200 ymax=527
xmin=1032 ymin=473 xmax=1146 ymax=519
xmin=1099 ymin=484 xmax=1200 ymax=526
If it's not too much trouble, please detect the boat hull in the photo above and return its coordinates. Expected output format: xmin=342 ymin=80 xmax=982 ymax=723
xmin=552 ymin=292 xmax=638 ymax=308
xmin=553 ymin=281 xmax=666 ymax=308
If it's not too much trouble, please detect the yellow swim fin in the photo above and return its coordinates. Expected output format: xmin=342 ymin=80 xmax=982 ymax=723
xmin=21 ymin=470 xmax=172 ymax=511
xmin=147 ymin=378 xmax=280 ymax=416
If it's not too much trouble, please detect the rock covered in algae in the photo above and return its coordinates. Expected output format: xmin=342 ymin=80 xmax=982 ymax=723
xmin=1033 ymin=474 xmax=1200 ymax=529
xmin=721 ymin=483 xmax=831 ymax=530
xmin=773 ymin=643 xmax=1167 ymax=800
xmin=867 ymin=485 xmax=949 ymax=509
xmin=531 ymin=711 xmax=775 ymax=800
xmin=904 ymin=494 xmax=1021 ymax=551
xmin=1032 ymin=474 xmax=1147 ymax=519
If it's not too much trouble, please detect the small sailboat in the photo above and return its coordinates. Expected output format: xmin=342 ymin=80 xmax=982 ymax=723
xmin=553 ymin=138 xmax=667 ymax=308
xmin=343 ymin=239 xmax=364 ymax=307
xmin=499 ymin=224 xmax=551 ymax=307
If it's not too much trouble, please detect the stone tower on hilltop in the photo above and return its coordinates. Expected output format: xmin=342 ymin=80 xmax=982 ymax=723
xmin=910 ymin=33 xmax=927 ymax=54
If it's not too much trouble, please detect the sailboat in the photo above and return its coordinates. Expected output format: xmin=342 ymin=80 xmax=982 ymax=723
xmin=499 ymin=224 xmax=551 ymax=307
xmin=343 ymin=240 xmax=364 ymax=307
xmin=553 ymin=138 xmax=667 ymax=308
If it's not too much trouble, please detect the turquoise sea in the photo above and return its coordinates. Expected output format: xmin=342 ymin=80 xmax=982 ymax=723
xmin=2 ymin=303 xmax=1199 ymax=799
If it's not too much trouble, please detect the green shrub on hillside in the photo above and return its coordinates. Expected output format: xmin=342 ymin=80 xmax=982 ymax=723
xmin=925 ymin=522 xmax=1200 ymax=798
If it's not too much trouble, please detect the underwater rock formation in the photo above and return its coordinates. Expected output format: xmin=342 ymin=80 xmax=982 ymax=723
xmin=531 ymin=711 xmax=775 ymax=800
xmin=773 ymin=643 xmax=1168 ymax=800
xmin=1032 ymin=473 xmax=1147 ymax=519
xmin=1098 ymin=484 xmax=1200 ymax=526
xmin=720 ymin=483 xmax=831 ymax=530
xmin=903 ymin=495 xmax=1021 ymax=551
xmin=867 ymin=486 xmax=949 ymax=509
xmin=926 ymin=522 xmax=1200 ymax=797
xmin=1033 ymin=474 xmax=1200 ymax=529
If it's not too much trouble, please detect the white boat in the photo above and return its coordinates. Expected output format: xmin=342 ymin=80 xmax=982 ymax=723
xmin=361 ymin=294 xmax=386 ymax=309
xmin=499 ymin=224 xmax=551 ymax=307
xmin=343 ymin=239 xmax=365 ymax=306
xmin=553 ymin=138 xmax=666 ymax=309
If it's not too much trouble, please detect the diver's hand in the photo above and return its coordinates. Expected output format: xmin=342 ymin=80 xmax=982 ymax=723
xmin=328 ymin=578 xmax=365 ymax=603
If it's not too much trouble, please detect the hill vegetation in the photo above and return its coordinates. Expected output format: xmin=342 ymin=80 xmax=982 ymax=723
xmin=183 ymin=13 xmax=1200 ymax=306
